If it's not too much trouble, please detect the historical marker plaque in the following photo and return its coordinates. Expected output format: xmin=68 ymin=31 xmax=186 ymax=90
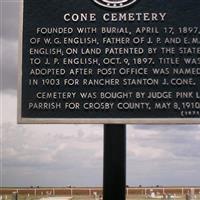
xmin=18 ymin=0 xmax=200 ymax=124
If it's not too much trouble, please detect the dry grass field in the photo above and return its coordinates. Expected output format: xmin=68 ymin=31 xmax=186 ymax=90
xmin=1 ymin=194 xmax=200 ymax=200
xmin=1 ymin=188 xmax=200 ymax=200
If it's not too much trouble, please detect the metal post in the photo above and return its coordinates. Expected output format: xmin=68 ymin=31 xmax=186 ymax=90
xmin=103 ymin=124 xmax=126 ymax=200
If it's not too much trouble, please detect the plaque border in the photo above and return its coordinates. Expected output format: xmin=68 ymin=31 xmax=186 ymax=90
xmin=18 ymin=0 xmax=200 ymax=124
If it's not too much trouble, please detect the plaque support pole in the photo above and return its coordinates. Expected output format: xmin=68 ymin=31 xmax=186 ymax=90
xmin=103 ymin=124 xmax=126 ymax=200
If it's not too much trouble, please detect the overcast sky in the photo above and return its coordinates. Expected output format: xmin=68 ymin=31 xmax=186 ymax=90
xmin=1 ymin=0 xmax=200 ymax=187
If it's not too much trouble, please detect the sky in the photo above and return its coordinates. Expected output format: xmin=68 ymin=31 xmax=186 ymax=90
xmin=0 ymin=0 xmax=200 ymax=187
